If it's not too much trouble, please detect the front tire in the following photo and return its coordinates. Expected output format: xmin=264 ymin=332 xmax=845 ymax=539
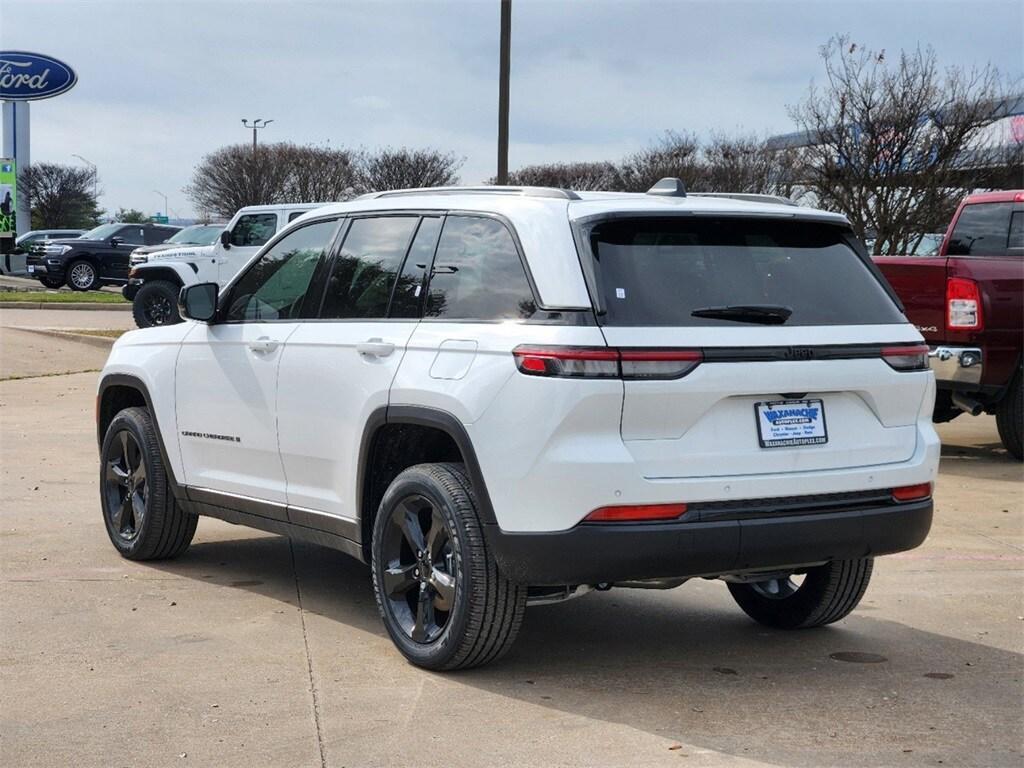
xmin=371 ymin=462 xmax=526 ymax=670
xmin=996 ymin=373 xmax=1022 ymax=461
xmin=100 ymin=407 xmax=197 ymax=560
xmin=67 ymin=259 xmax=99 ymax=291
xmin=133 ymin=280 xmax=182 ymax=328
xmin=38 ymin=275 xmax=64 ymax=289
xmin=727 ymin=558 xmax=873 ymax=629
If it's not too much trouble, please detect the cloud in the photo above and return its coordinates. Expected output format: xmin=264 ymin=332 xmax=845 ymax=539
xmin=3 ymin=0 xmax=1021 ymax=217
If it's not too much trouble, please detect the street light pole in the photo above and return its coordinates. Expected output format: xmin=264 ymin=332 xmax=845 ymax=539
xmin=72 ymin=153 xmax=98 ymax=198
xmin=153 ymin=190 xmax=168 ymax=218
xmin=497 ymin=0 xmax=511 ymax=185
xmin=241 ymin=118 xmax=274 ymax=150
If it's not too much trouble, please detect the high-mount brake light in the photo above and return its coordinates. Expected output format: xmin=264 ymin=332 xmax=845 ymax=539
xmin=584 ymin=503 xmax=688 ymax=522
xmin=892 ymin=482 xmax=932 ymax=502
xmin=946 ymin=277 xmax=982 ymax=331
xmin=512 ymin=346 xmax=703 ymax=380
xmin=881 ymin=344 xmax=930 ymax=372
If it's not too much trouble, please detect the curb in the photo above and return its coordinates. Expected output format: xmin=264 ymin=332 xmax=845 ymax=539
xmin=9 ymin=326 xmax=119 ymax=349
xmin=0 ymin=302 xmax=131 ymax=311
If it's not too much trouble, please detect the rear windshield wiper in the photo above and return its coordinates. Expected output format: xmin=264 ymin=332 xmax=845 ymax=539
xmin=690 ymin=304 xmax=793 ymax=325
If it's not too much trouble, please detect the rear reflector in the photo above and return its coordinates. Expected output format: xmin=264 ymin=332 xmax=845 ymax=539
xmin=881 ymin=344 xmax=930 ymax=371
xmin=513 ymin=346 xmax=703 ymax=380
xmin=584 ymin=503 xmax=688 ymax=522
xmin=892 ymin=483 xmax=932 ymax=502
xmin=946 ymin=277 xmax=982 ymax=330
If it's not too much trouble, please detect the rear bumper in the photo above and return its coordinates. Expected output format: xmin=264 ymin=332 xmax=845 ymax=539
xmin=929 ymin=345 xmax=982 ymax=387
xmin=485 ymin=497 xmax=932 ymax=585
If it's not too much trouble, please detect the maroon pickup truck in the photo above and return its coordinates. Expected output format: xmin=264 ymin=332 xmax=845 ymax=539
xmin=874 ymin=191 xmax=1023 ymax=459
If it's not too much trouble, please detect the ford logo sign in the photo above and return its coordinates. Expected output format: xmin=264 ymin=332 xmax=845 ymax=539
xmin=0 ymin=51 xmax=77 ymax=101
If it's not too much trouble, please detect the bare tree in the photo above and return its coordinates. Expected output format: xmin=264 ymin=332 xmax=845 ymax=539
xmin=358 ymin=148 xmax=463 ymax=192
xmin=281 ymin=144 xmax=360 ymax=203
xmin=500 ymin=161 xmax=621 ymax=190
xmin=21 ymin=163 xmax=102 ymax=229
xmin=702 ymin=135 xmax=803 ymax=199
xmin=616 ymin=131 xmax=702 ymax=192
xmin=789 ymin=36 xmax=1018 ymax=254
xmin=186 ymin=144 xmax=296 ymax=219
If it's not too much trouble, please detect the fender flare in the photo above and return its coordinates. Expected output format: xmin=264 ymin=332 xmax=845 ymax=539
xmin=97 ymin=373 xmax=185 ymax=498
xmin=131 ymin=261 xmax=199 ymax=285
xmin=357 ymin=405 xmax=499 ymax=530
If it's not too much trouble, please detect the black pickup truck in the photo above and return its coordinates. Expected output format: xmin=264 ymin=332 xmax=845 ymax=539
xmin=26 ymin=222 xmax=180 ymax=290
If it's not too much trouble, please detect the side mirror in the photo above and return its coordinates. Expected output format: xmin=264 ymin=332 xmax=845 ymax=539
xmin=220 ymin=230 xmax=232 ymax=248
xmin=109 ymin=236 xmax=122 ymax=247
xmin=178 ymin=282 xmax=219 ymax=323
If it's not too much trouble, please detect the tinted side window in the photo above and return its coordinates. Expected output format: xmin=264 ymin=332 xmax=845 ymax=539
xmin=118 ymin=226 xmax=146 ymax=244
xmin=947 ymin=203 xmax=1012 ymax=256
xmin=230 ymin=213 xmax=278 ymax=247
xmin=425 ymin=216 xmax=536 ymax=320
xmin=288 ymin=211 xmax=307 ymax=222
xmin=320 ymin=216 xmax=419 ymax=319
xmin=224 ymin=219 xmax=338 ymax=322
xmin=1008 ymin=211 xmax=1024 ymax=252
xmin=389 ymin=217 xmax=442 ymax=319
xmin=145 ymin=227 xmax=171 ymax=245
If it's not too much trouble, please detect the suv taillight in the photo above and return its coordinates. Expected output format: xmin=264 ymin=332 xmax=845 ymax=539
xmin=881 ymin=344 xmax=930 ymax=371
xmin=946 ymin=277 xmax=982 ymax=331
xmin=512 ymin=346 xmax=703 ymax=380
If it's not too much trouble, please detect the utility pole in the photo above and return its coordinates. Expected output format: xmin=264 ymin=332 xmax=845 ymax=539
xmin=241 ymin=118 xmax=274 ymax=150
xmin=497 ymin=0 xmax=511 ymax=185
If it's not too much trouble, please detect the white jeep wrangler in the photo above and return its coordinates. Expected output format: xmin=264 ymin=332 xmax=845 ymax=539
xmin=125 ymin=203 xmax=326 ymax=327
xmin=97 ymin=182 xmax=940 ymax=670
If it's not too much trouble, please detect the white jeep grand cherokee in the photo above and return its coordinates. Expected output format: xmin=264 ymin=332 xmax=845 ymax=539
xmin=96 ymin=181 xmax=940 ymax=670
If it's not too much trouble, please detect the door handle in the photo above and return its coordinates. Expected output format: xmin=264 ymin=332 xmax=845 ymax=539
xmin=248 ymin=336 xmax=279 ymax=354
xmin=356 ymin=338 xmax=395 ymax=358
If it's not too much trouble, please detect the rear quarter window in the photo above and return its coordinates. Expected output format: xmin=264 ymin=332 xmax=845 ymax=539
xmin=587 ymin=217 xmax=905 ymax=327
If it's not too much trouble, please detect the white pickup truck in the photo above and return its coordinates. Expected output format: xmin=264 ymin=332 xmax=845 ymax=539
xmin=125 ymin=203 xmax=326 ymax=327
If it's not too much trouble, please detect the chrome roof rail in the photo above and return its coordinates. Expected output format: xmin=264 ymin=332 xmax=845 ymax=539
xmin=356 ymin=185 xmax=581 ymax=201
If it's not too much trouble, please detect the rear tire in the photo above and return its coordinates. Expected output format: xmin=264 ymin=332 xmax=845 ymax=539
xmin=67 ymin=259 xmax=99 ymax=291
xmin=133 ymin=280 xmax=182 ymax=328
xmin=100 ymin=407 xmax=197 ymax=560
xmin=727 ymin=558 xmax=873 ymax=629
xmin=371 ymin=462 xmax=526 ymax=670
xmin=996 ymin=373 xmax=1022 ymax=461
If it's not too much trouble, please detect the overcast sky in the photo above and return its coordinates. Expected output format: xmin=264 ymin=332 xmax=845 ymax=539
xmin=3 ymin=0 xmax=1022 ymax=219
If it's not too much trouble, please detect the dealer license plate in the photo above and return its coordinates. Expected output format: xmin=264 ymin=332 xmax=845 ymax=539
xmin=26 ymin=265 xmax=34 ymax=273
xmin=755 ymin=398 xmax=828 ymax=448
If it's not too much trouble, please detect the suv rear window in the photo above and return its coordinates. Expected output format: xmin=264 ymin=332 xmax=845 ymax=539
xmin=588 ymin=217 xmax=904 ymax=327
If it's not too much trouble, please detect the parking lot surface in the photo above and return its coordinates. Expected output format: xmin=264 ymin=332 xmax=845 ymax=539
xmin=1 ymin=332 xmax=1021 ymax=767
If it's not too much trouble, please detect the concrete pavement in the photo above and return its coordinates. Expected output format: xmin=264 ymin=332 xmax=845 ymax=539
xmin=1 ymin=307 xmax=135 ymax=333
xmin=0 ymin=333 xmax=1021 ymax=767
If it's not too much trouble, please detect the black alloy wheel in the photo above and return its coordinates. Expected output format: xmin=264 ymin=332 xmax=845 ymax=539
xmin=142 ymin=292 xmax=173 ymax=325
xmin=103 ymin=429 xmax=147 ymax=542
xmin=132 ymin=281 xmax=182 ymax=328
xmin=379 ymin=494 xmax=457 ymax=643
